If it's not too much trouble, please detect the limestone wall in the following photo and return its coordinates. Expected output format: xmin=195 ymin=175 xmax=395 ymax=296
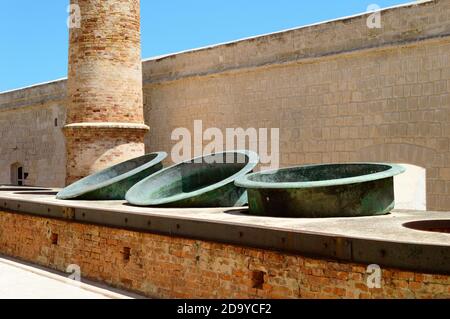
xmin=0 ymin=0 xmax=449 ymax=210
xmin=143 ymin=0 xmax=450 ymax=211
xmin=0 ymin=80 xmax=67 ymax=187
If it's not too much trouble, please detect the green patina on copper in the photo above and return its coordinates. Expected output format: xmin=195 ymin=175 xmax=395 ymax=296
xmin=56 ymin=152 xmax=167 ymax=200
xmin=235 ymin=163 xmax=405 ymax=218
xmin=125 ymin=150 xmax=259 ymax=207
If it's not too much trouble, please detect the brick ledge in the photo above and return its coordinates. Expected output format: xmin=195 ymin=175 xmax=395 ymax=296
xmin=63 ymin=122 xmax=150 ymax=131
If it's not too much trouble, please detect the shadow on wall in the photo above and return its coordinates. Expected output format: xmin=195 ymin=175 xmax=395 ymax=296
xmin=394 ymin=164 xmax=426 ymax=211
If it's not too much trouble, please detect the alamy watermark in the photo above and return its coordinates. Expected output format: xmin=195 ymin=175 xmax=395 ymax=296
xmin=67 ymin=4 xmax=81 ymax=29
xmin=366 ymin=4 xmax=382 ymax=29
xmin=66 ymin=264 xmax=82 ymax=284
xmin=171 ymin=120 xmax=280 ymax=170
xmin=366 ymin=264 xmax=382 ymax=289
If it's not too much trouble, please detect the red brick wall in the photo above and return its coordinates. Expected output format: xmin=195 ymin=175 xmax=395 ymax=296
xmin=0 ymin=210 xmax=448 ymax=299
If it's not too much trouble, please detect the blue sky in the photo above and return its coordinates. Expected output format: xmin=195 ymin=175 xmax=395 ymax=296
xmin=0 ymin=0 xmax=411 ymax=92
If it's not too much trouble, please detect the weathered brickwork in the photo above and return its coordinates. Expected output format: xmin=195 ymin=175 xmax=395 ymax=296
xmin=0 ymin=210 xmax=448 ymax=299
xmin=64 ymin=125 xmax=147 ymax=184
xmin=65 ymin=0 xmax=147 ymax=184
xmin=67 ymin=0 xmax=144 ymax=124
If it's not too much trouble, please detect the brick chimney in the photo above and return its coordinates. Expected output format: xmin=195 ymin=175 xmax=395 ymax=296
xmin=65 ymin=0 xmax=148 ymax=185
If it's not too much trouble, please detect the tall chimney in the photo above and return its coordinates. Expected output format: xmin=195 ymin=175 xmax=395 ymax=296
xmin=65 ymin=0 xmax=149 ymax=185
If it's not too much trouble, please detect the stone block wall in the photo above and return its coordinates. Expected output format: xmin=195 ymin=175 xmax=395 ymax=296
xmin=0 ymin=210 xmax=448 ymax=298
xmin=0 ymin=80 xmax=66 ymax=187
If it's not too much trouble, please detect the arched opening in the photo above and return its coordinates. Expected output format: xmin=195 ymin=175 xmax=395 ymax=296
xmin=10 ymin=162 xmax=26 ymax=186
xmin=394 ymin=164 xmax=426 ymax=211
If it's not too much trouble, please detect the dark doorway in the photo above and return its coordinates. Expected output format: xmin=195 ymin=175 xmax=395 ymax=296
xmin=10 ymin=162 xmax=25 ymax=186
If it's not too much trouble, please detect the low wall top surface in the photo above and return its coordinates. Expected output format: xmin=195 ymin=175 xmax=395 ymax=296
xmin=0 ymin=188 xmax=448 ymax=275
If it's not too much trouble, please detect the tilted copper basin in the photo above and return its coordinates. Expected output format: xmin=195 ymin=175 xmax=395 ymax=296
xmin=126 ymin=151 xmax=259 ymax=207
xmin=235 ymin=163 xmax=405 ymax=218
xmin=57 ymin=152 xmax=167 ymax=200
